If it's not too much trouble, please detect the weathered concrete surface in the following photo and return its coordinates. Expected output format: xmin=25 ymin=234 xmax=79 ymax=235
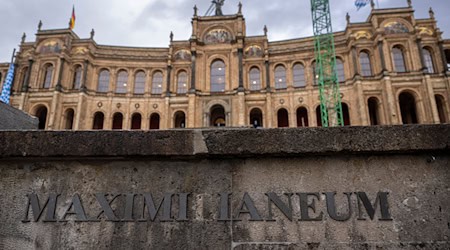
xmin=0 ymin=102 xmax=38 ymax=130
xmin=0 ymin=126 xmax=449 ymax=249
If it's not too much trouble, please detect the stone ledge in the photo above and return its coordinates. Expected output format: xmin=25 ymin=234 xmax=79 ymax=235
xmin=0 ymin=125 xmax=448 ymax=159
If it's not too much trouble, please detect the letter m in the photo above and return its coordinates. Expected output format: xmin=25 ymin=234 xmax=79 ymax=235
xmin=22 ymin=194 xmax=59 ymax=222
xmin=356 ymin=192 xmax=392 ymax=221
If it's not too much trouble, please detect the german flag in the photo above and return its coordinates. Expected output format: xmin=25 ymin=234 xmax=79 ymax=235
xmin=69 ymin=6 xmax=76 ymax=30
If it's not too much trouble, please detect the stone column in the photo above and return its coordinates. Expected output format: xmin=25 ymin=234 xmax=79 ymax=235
xmin=378 ymin=40 xmax=387 ymax=73
xmin=352 ymin=46 xmax=359 ymax=77
xmin=238 ymin=48 xmax=244 ymax=92
xmin=80 ymin=60 xmax=89 ymax=92
xmin=438 ymin=41 xmax=448 ymax=73
xmin=424 ymin=75 xmax=440 ymax=123
xmin=416 ymin=38 xmax=427 ymax=73
xmin=265 ymin=60 xmax=270 ymax=90
xmin=56 ymin=57 xmax=65 ymax=91
xmin=166 ymin=65 xmax=172 ymax=96
xmin=22 ymin=59 xmax=33 ymax=92
xmin=190 ymin=51 xmax=197 ymax=93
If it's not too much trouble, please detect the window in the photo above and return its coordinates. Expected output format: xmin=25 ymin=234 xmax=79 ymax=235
xmin=342 ymin=103 xmax=351 ymax=126
xmin=359 ymin=52 xmax=372 ymax=76
xmin=97 ymin=70 xmax=110 ymax=93
xmin=249 ymin=67 xmax=261 ymax=91
xmin=274 ymin=65 xmax=287 ymax=89
xmin=177 ymin=71 xmax=188 ymax=94
xmin=72 ymin=66 xmax=82 ymax=89
xmin=64 ymin=109 xmax=75 ymax=130
xmin=399 ymin=92 xmax=418 ymax=124
xmin=93 ymin=112 xmax=104 ymax=129
xmin=115 ymin=71 xmax=128 ymax=93
xmin=211 ymin=60 xmax=225 ymax=92
xmin=174 ymin=111 xmax=186 ymax=128
xmin=297 ymin=107 xmax=309 ymax=127
xmin=423 ymin=48 xmax=435 ymax=74
xmin=210 ymin=105 xmax=226 ymax=127
xmin=293 ymin=64 xmax=306 ymax=88
xmin=368 ymin=97 xmax=380 ymax=126
xmin=150 ymin=113 xmax=160 ymax=130
xmin=336 ymin=59 xmax=345 ymax=83
xmin=112 ymin=113 xmax=123 ymax=130
xmin=43 ymin=64 xmax=53 ymax=88
xmin=250 ymin=108 xmax=263 ymax=127
xmin=151 ymin=71 xmax=163 ymax=94
xmin=131 ymin=113 xmax=142 ymax=130
xmin=277 ymin=108 xmax=289 ymax=127
xmin=20 ymin=67 xmax=29 ymax=90
xmin=392 ymin=47 xmax=406 ymax=72
xmin=134 ymin=71 xmax=146 ymax=94
xmin=35 ymin=106 xmax=48 ymax=130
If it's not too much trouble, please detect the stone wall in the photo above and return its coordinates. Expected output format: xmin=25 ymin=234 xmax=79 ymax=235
xmin=0 ymin=126 xmax=449 ymax=249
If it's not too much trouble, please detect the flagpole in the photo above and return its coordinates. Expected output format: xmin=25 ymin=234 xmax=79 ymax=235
xmin=10 ymin=49 xmax=16 ymax=64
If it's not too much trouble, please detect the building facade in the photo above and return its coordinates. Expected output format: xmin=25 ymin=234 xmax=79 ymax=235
xmin=1 ymin=4 xmax=450 ymax=130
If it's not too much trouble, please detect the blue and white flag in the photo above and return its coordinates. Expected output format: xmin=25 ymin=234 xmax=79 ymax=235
xmin=0 ymin=64 xmax=15 ymax=104
xmin=355 ymin=0 xmax=370 ymax=10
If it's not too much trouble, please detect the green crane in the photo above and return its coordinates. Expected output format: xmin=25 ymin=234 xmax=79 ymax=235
xmin=311 ymin=0 xmax=343 ymax=127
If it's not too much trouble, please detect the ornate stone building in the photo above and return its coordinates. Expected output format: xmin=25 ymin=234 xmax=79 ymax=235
xmin=1 ymin=4 xmax=449 ymax=130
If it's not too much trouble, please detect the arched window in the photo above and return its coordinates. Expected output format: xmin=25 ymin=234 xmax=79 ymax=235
xmin=422 ymin=48 xmax=435 ymax=74
xmin=177 ymin=71 xmax=188 ymax=94
xmin=20 ymin=67 xmax=29 ymax=90
xmin=274 ymin=65 xmax=287 ymax=89
xmin=249 ymin=67 xmax=261 ymax=91
xmin=35 ymin=106 xmax=48 ymax=130
xmin=359 ymin=52 xmax=372 ymax=76
xmin=277 ymin=108 xmax=289 ymax=128
xmin=211 ymin=60 xmax=225 ymax=92
xmin=399 ymin=92 xmax=418 ymax=124
xmin=73 ymin=65 xmax=82 ymax=89
xmin=43 ymin=64 xmax=53 ymax=88
xmin=134 ymin=71 xmax=146 ymax=94
xmin=293 ymin=64 xmax=306 ymax=88
xmin=97 ymin=69 xmax=110 ymax=92
xmin=115 ymin=70 xmax=128 ymax=93
xmin=342 ymin=103 xmax=351 ymax=126
xmin=93 ymin=112 xmax=104 ymax=130
xmin=392 ymin=46 xmax=406 ymax=72
xmin=250 ymin=108 xmax=263 ymax=127
xmin=316 ymin=106 xmax=323 ymax=127
xmin=174 ymin=111 xmax=186 ymax=128
xmin=368 ymin=97 xmax=381 ymax=126
xmin=336 ymin=59 xmax=345 ymax=83
xmin=131 ymin=113 xmax=142 ymax=130
xmin=150 ymin=113 xmax=160 ymax=130
xmin=112 ymin=113 xmax=123 ymax=130
xmin=64 ymin=109 xmax=75 ymax=130
xmin=151 ymin=71 xmax=163 ymax=94
xmin=435 ymin=95 xmax=448 ymax=123
xmin=210 ymin=105 xmax=226 ymax=127
xmin=297 ymin=107 xmax=309 ymax=127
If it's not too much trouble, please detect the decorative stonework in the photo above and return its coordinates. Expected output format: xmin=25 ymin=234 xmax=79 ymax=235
xmin=245 ymin=45 xmax=263 ymax=57
xmin=204 ymin=29 xmax=232 ymax=44
xmin=174 ymin=50 xmax=191 ymax=61
xmin=352 ymin=31 xmax=372 ymax=40
xmin=416 ymin=26 xmax=433 ymax=36
xmin=39 ymin=39 xmax=62 ymax=54
xmin=384 ymin=22 xmax=409 ymax=34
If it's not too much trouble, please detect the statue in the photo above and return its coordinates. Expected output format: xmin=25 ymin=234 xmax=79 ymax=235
xmin=213 ymin=0 xmax=224 ymax=16
xmin=346 ymin=13 xmax=350 ymax=24
xmin=193 ymin=5 xmax=198 ymax=16
xmin=38 ymin=20 xmax=42 ymax=31
xmin=429 ymin=8 xmax=435 ymax=19
xmin=263 ymin=25 xmax=268 ymax=36
xmin=238 ymin=2 xmax=242 ymax=14
xmin=170 ymin=31 xmax=174 ymax=42
xmin=90 ymin=29 xmax=95 ymax=39
xmin=371 ymin=0 xmax=375 ymax=8
xmin=407 ymin=0 xmax=412 ymax=8
xmin=21 ymin=33 xmax=26 ymax=44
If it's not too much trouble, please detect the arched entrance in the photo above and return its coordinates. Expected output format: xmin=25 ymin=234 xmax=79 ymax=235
xmin=368 ymin=97 xmax=380 ymax=125
xmin=93 ymin=112 xmax=104 ymax=130
xmin=174 ymin=111 xmax=186 ymax=128
xmin=35 ymin=106 xmax=48 ymax=130
xmin=64 ymin=109 xmax=75 ymax=130
xmin=277 ymin=108 xmax=289 ymax=128
xmin=112 ymin=113 xmax=123 ymax=130
xmin=316 ymin=106 xmax=322 ymax=127
xmin=342 ymin=103 xmax=351 ymax=126
xmin=210 ymin=105 xmax=226 ymax=127
xmin=399 ymin=92 xmax=418 ymax=124
xmin=249 ymin=108 xmax=263 ymax=127
xmin=150 ymin=113 xmax=160 ymax=130
xmin=296 ymin=107 xmax=309 ymax=127
xmin=131 ymin=113 xmax=142 ymax=130
xmin=435 ymin=95 xmax=448 ymax=123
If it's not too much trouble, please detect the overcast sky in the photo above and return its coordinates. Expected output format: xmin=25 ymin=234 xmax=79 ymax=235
xmin=0 ymin=0 xmax=448 ymax=63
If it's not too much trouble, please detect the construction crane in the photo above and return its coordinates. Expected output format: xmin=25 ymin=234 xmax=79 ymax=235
xmin=205 ymin=0 xmax=225 ymax=16
xmin=311 ymin=0 xmax=344 ymax=127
